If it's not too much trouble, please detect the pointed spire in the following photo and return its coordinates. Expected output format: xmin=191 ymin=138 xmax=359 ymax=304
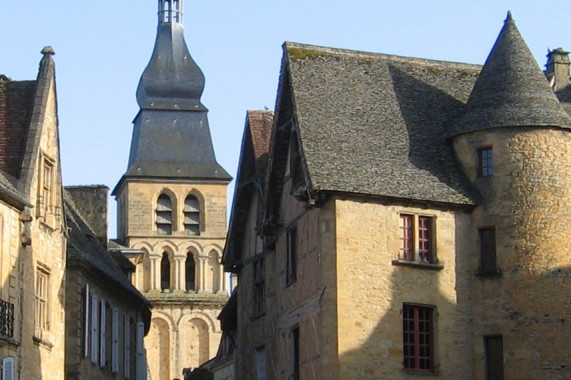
xmin=136 ymin=0 xmax=206 ymax=111
xmin=450 ymin=12 xmax=571 ymax=136
xmin=115 ymin=1 xmax=231 ymax=184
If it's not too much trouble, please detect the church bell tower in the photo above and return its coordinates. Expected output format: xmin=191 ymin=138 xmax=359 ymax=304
xmin=113 ymin=1 xmax=231 ymax=378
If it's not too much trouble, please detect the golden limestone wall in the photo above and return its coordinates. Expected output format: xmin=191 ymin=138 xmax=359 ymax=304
xmin=453 ymin=128 xmax=571 ymax=380
xmin=117 ymin=180 xmax=228 ymax=380
xmin=331 ymin=198 xmax=474 ymax=379
xmin=0 ymin=203 xmax=22 ymax=375
xmin=21 ymin=78 xmax=67 ymax=380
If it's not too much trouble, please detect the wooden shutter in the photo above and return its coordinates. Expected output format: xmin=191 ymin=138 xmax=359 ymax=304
xmin=84 ymin=284 xmax=90 ymax=357
xmin=90 ymin=294 xmax=99 ymax=364
xmin=2 ymin=357 xmax=14 ymax=380
xmin=99 ymin=300 xmax=106 ymax=367
xmin=124 ymin=316 xmax=131 ymax=379
xmin=135 ymin=322 xmax=146 ymax=380
xmin=112 ymin=308 xmax=119 ymax=373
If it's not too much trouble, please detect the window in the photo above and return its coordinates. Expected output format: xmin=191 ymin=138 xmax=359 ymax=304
xmin=161 ymin=253 xmax=171 ymax=291
xmin=156 ymin=194 xmax=173 ymax=235
xmin=38 ymin=155 xmax=54 ymax=219
xmin=399 ymin=214 xmax=436 ymax=264
xmin=253 ymin=259 xmax=265 ymax=315
xmin=291 ymin=327 xmax=300 ymax=380
xmin=484 ymin=335 xmax=504 ymax=380
xmin=185 ymin=253 xmax=196 ymax=291
xmin=35 ymin=266 xmax=50 ymax=334
xmin=479 ymin=227 xmax=498 ymax=274
xmin=184 ymin=195 xmax=200 ymax=235
xmin=0 ymin=298 xmax=14 ymax=339
xmin=286 ymin=226 xmax=297 ymax=286
xmin=478 ymin=147 xmax=493 ymax=176
xmin=403 ymin=304 xmax=434 ymax=372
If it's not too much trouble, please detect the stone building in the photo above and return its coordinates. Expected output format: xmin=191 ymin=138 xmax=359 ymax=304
xmin=64 ymin=185 xmax=152 ymax=380
xmin=220 ymin=13 xmax=571 ymax=380
xmin=0 ymin=48 xmax=67 ymax=380
xmin=112 ymin=1 xmax=231 ymax=379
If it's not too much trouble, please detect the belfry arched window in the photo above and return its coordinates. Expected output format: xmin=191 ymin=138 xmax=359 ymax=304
xmin=185 ymin=253 xmax=196 ymax=291
xmin=161 ymin=253 xmax=170 ymax=291
xmin=184 ymin=195 xmax=200 ymax=235
xmin=156 ymin=194 xmax=173 ymax=235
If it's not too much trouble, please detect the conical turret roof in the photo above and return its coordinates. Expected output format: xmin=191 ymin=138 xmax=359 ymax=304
xmin=450 ymin=12 xmax=571 ymax=136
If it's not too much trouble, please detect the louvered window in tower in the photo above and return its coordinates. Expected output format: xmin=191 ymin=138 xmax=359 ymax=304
xmin=184 ymin=196 xmax=200 ymax=235
xmin=156 ymin=195 xmax=173 ymax=235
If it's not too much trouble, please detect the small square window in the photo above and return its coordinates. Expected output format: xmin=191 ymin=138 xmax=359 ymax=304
xmin=478 ymin=148 xmax=493 ymax=176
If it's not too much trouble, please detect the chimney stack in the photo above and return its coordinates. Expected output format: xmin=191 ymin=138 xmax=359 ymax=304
xmin=545 ymin=48 xmax=570 ymax=92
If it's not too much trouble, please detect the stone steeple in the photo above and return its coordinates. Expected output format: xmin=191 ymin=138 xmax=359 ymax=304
xmin=450 ymin=11 xmax=571 ymax=136
xmin=119 ymin=0 xmax=231 ymax=183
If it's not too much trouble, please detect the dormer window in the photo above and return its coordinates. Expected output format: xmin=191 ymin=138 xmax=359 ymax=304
xmin=156 ymin=194 xmax=173 ymax=235
xmin=184 ymin=195 xmax=200 ymax=235
xmin=478 ymin=147 xmax=493 ymax=176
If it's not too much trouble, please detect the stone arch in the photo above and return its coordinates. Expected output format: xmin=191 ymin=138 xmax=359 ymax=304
xmin=155 ymin=188 xmax=178 ymax=234
xmin=208 ymin=250 xmax=221 ymax=293
xmin=147 ymin=317 xmax=171 ymax=380
xmin=184 ymin=189 xmax=206 ymax=234
xmin=185 ymin=249 xmax=198 ymax=292
xmin=181 ymin=317 xmax=210 ymax=368
xmin=177 ymin=310 xmax=218 ymax=332
xmin=157 ymin=245 xmax=175 ymax=291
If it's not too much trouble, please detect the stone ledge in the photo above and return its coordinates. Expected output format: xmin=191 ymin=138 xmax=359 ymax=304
xmin=391 ymin=260 xmax=444 ymax=271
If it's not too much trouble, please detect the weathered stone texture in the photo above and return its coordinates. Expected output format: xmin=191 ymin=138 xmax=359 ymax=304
xmin=454 ymin=128 xmax=571 ymax=379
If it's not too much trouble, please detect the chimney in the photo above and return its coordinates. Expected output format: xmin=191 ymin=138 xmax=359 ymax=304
xmin=545 ymin=48 xmax=570 ymax=92
xmin=66 ymin=185 xmax=109 ymax=246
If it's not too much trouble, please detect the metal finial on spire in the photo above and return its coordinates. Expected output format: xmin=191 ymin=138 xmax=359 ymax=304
xmin=158 ymin=0 xmax=183 ymax=25
xmin=505 ymin=10 xmax=513 ymax=22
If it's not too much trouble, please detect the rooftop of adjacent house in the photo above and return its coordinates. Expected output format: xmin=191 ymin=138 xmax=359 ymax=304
xmin=0 ymin=77 xmax=35 ymax=179
xmin=284 ymin=42 xmax=481 ymax=205
xmin=64 ymin=190 xmax=151 ymax=308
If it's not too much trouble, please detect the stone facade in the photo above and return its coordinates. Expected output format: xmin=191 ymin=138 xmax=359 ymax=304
xmin=0 ymin=48 xmax=67 ymax=380
xmin=221 ymin=13 xmax=571 ymax=380
xmin=115 ymin=180 xmax=228 ymax=379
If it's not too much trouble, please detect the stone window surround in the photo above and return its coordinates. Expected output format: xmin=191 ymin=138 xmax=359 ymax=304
xmin=398 ymin=213 xmax=438 ymax=265
xmin=154 ymin=190 xmax=206 ymax=235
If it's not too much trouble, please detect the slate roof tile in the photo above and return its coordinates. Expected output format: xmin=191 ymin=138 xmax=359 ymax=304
xmin=285 ymin=42 xmax=480 ymax=205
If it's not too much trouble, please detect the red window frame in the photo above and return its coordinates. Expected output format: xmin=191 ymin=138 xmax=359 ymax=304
xmin=418 ymin=217 xmax=432 ymax=263
xmin=478 ymin=147 xmax=493 ymax=176
xmin=400 ymin=215 xmax=414 ymax=261
xmin=403 ymin=304 xmax=434 ymax=372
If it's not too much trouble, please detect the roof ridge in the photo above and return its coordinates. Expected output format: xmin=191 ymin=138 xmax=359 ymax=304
xmin=284 ymin=41 xmax=482 ymax=68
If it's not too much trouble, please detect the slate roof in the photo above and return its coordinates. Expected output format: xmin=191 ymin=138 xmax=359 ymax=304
xmin=451 ymin=12 xmax=571 ymax=135
xmin=284 ymin=42 xmax=480 ymax=205
xmin=64 ymin=190 xmax=151 ymax=308
xmin=118 ymin=10 xmax=231 ymax=186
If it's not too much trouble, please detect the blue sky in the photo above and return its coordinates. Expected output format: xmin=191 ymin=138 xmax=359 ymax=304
xmin=2 ymin=1 xmax=571 ymax=236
